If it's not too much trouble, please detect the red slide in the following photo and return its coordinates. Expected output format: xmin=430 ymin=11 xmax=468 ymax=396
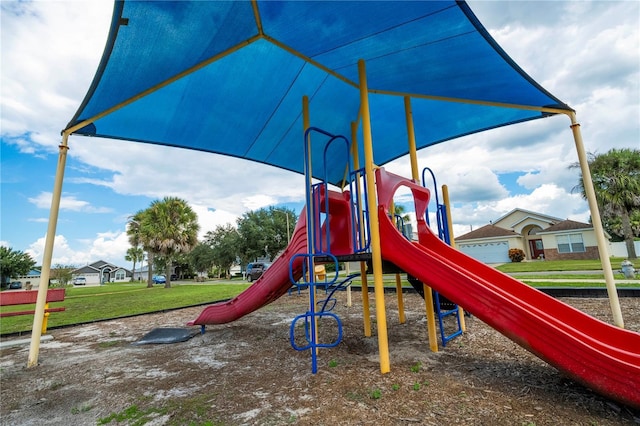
xmin=188 ymin=188 xmax=354 ymax=326
xmin=187 ymin=213 xmax=308 ymax=326
xmin=375 ymin=168 xmax=640 ymax=408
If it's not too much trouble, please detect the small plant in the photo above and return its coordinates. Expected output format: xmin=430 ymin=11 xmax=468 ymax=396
xmin=346 ymin=391 xmax=363 ymax=402
xmin=410 ymin=362 xmax=422 ymax=373
xmin=391 ymin=384 xmax=400 ymax=391
xmin=71 ymin=404 xmax=93 ymax=415
xmin=508 ymin=248 xmax=526 ymax=262
xmin=328 ymin=359 xmax=338 ymax=368
xmin=369 ymin=388 xmax=382 ymax=399
xmin=49 ymin=381 xmax=65 ymax=391
xmin=412 ymin=382 xmax=421 ymax=391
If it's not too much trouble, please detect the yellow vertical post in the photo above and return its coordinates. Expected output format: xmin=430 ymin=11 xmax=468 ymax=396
xmin=42 ymin=304 xmax=50 ymax=334
xmin=345 ymin=261 xmax=352 ymax=307
xmin=358 ymin=59 xmax=390 ymax=373
xmin=351 ymin=121 xmax=371 ymax=335
xmin=404 ymin=96 xmax=438 ymax=352
xmin=394 ymin=274 xmax=405 ymax=324
xmin=360 ymin=261 xmax=372 ymax=337
xmin=442 ymin=184 xmax=466 ymax=332
xmin=302 ymin=96 xmax=320 ymax=360
xmin=28 ymin=133 xmax=70 ymax=367
xmin=389 ymin=199 xmax=406 ymax=324
xmin=567 ymin=112 xmax=624 ymax=328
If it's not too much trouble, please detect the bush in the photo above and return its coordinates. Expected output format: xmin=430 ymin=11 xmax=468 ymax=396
xmin=508 ymin=248 xmax=525 ymax=263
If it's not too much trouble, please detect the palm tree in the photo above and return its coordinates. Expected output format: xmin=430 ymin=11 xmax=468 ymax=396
xmin=127 ymin=210 xmax=154 ymax=288
xmin=140 ymin=197 xmax=200 ymax=288
xmin=571 ymin=148 xmax=640 ymax=259
xmin=124 ymin=247 xmax=144 ymax=282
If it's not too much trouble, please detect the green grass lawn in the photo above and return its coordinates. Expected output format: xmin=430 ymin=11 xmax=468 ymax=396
xmin=0 ymin=282 xmax=249 ymax=335
xmin=3 ymin=257 xmax=637 ymax=336
xmin=495 ymin=257 xmax=636 ymax=273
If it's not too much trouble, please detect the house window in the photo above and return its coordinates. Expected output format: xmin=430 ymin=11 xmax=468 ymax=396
xmin=115 ymin=270 xmax=125 ymax=280
xmin=556 ymin=234 xmax=585 ymax=253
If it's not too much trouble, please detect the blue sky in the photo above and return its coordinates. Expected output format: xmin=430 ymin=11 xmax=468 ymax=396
xmin=1 ymin=1 xmax=639 ymax=268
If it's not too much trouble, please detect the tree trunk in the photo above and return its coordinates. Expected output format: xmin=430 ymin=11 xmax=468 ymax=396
xmin=147 ymin=252 xmax=154 ymax=288
xmin=131 ymin=260 xmax=136 ymax=282
xmin=621 ymin=209 xmax=637 ymax=259
xmin=165 ymin=263 xmax=172 ymax=288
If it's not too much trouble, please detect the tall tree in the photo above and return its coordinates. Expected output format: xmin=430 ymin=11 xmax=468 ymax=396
xmin=49 ymin=264 xmax=75 ymax=287
xmin=124 ymin=247 xmax=144 ymax=282
xmin=127 ymin=210 xmax=154 ymax=288
xmin=572 ymin=148 xmax=640 ymax=258
xmin=0 ymin=247 xmax=36 ymax=287
xmin=236 ymin=207 xmax=297 ymax=263
xmin=139 ymin=197 xmax=200 ymax=287
xmin=205 ymin=224 xmax=240 ymax=278
xmin=188 ymin=243 xmax=216 ymax=277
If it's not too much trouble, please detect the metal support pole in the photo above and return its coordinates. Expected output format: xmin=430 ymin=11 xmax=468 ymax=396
xmin=351 ymin=121 xmax=371 ymax=332
xmin=358 ymin=59 xmax=390 ymax=373
xmin=404 ymin=96 xmax=438 ymax=352
xmin=389 ymin=199 xmax=406 ymax=324
xmin=442 ymin=184 xmax=466 ymax=332
xmin=28 ymin=133 xmax=70 ymax=367
xmin=302 ymin=95 xmax=320 ymax=371
xmin=567 ymin=112 xmax=624 ymax=328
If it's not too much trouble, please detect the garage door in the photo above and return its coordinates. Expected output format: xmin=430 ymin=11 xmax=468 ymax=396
xmin=458 ymin=241 xmax=510 ymax=264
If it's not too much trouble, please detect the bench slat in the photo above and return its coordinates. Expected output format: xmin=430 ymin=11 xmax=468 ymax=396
xmin=0 ymin=289 xmax=66 ymax=306
xmin=0 ymin=307 xmax=66 ymax=317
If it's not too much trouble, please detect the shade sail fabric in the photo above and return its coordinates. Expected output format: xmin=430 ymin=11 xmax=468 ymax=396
xmin=66 ymin=0 xmax=572 ymax=187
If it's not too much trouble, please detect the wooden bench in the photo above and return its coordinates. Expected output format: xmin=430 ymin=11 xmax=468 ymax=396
xmin=0 ymin=288 xmax=66 ymax=334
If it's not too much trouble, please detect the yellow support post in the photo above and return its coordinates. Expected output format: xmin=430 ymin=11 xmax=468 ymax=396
xmin=567 ymin=112 xmax=624 ymax=328
xmin=28 ymin=133 xmax=70 ymax=368
xmin=395 ymin=274 xmax=406 ymax=324
xmin=358 ymin=59 xmax=390 ymax=373
xmin=360 ymin=261 xmax=372 ymax=337
xmin=42 ymin=303 xmax=50 ymax=335
xmin=389 ymin=199 xmax=406 ymax=324
xmin=404 ymin=96 xmax=438 ymax=352
xmin=302 ymin=96 xmax=320 ymax=362
xmin=351 ymin=121 xmax=371 ymax=333
xmin=442 ymin=184 xmax=466 ymax=332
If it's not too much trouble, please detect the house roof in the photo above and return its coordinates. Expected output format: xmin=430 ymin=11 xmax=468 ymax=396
xmin=456 ymin=224 xmax=520 ymax=241
xmin=539 ymin=219 xmax=592 ymax=233
xmin=65 ymin=1 xmax=572 ymax=188
xmin=494 ymin=208 xmax=563 ymax=226
xmin=73 ymin=260 xmax=132 ymax=274
xmin=89 ymin=260 xmax=115 ymax=269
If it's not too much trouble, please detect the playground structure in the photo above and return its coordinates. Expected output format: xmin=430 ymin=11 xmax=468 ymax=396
xmin=27 ymin=0 xmax=638 ymax=409
xmin=188 ymin=121 xmax=640 ymax=407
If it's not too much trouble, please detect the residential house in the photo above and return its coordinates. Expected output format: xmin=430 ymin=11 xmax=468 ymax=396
xmin=11 ymin=268 xmax=42 ymax=288
xmin=72 ymin=260 xmax=132 ymax=285
xmin=456 ymin=208 xmax=603 ymax=264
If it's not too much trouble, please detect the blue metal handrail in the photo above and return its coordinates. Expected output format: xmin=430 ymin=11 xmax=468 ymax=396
xmin=349 ymin=167 xmax=371 ymax=253
xmin=421 ymin=166 xmax=462 ymax=347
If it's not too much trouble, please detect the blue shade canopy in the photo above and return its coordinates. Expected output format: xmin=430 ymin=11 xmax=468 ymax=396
xmin=66 ymin=0 xmax=572 ymax=187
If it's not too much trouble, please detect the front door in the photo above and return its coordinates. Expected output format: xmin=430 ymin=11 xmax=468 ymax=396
xmin=529 ymin=239 xmax=545 ymax=260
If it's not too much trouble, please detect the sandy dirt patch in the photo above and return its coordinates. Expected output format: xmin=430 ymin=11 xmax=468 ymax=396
xmin=1 ymin=291 xmax=639 ymax=425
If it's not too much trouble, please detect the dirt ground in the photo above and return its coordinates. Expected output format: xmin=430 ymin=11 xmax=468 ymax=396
xmin=1 ymin=291 xmax=639 ymax=425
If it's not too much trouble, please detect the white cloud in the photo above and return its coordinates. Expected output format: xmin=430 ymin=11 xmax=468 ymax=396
xmin=28 ymin=192 xmax=112 ymax=213
xmin=26 ymin=234 xmax=80 ymax=266
xmin=191 ymin=204 xmax=240 ymax=238
xmin=2 ymin=1 xmax=638 ymax=267
xmin=449 ymin=183 xmax=588 ymax=239
xmin=1 ymin=0 xmax=113 ymax=150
